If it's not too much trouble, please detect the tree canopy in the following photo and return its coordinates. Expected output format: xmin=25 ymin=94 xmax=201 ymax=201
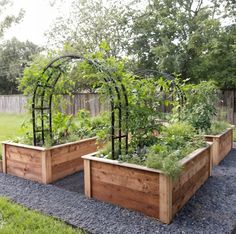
xmin=0 ymin=37 xmax=41 ymax=94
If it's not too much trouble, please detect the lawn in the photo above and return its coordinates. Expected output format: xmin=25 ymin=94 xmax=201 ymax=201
xmin=0 ymin=113 xmax=27 ymax=158
xmin=0 ymin=197 xmax=85 ymax=233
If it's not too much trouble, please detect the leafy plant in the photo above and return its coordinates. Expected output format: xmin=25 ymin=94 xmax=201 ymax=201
xmin=145 ymin=122 xmax=205 ymax=178
xmin=206 ymin=121 xmax=231 ymax=135
xmin=172 ymin=81 xmax=219 ymax=132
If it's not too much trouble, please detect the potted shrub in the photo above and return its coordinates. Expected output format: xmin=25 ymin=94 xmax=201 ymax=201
xmin=83 ymin=122 xmax=213 ymax=224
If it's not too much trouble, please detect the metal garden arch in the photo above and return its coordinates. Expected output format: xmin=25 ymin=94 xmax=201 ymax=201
xmin=32 ymin=54 xmax=129 ymax=160
xmin=134 ymin=69 xmax=186 ymax=109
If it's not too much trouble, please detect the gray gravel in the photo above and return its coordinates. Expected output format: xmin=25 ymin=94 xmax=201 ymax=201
xmin=1 ymin=148 xmax=236 ymax=234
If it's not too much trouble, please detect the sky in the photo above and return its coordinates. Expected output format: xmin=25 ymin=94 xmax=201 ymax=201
xmin=4 ymin=0 xmax=72 ymax=46
xmin=2 ymin=0 xmax=231 ymax=46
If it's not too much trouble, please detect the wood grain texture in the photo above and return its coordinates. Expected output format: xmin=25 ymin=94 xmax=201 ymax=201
xmin=51 ymin=138 xmax=99 ymax=182
xmin=42 ymin=151 xmax=52 ymax=184
xmin=0 ymin=160 xmax=2 ymax=172
xmin=172 ymin=147 xmax=211 ymax=216
xmin=4 ymin=144 xmax=43 ymax=183
xmin=84 ymin=146 xmax=211 ymax=224
xmin=2 ymin=143 xmax=6 ymax=173
xmin=159 ymin=174 xmax=172 ymax=224
xmin=4 ymin=138 xmax=99 ymax=184
xmin=90 ymin=160 xmax=160 ymax=219
xmin=205 ymin=128 xmax=233 ymax=165
xmin=84 ymin=159 xmax=91 ymax=197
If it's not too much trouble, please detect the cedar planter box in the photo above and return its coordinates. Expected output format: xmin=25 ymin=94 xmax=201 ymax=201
xmin=0 ymin=160 xmax=2 ymax=172
xmin=204 ymin=128 xmax=233 ymax=165
xmin=82 ymin=144 xmax=213 ymax=224
xmin=2 ymin=137 xmax=100 ymax=184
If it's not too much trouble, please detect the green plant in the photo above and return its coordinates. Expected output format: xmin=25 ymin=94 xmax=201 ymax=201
xmin=145 ymin=122 xmax=205 ymax=178
xmin=206 ymin=121 xmax=231 ymax=135
xmin=13 ymin=109 xmax=110 ymax=147
xmin=0 ymin=197 xmax=85 ymax=233
xmin=173 ymin=81 xmax=219 ymax=132
xmin=233 ymin=127 xmax=236 ymax=142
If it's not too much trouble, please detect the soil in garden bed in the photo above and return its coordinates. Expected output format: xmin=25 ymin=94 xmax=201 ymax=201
xmin=53 ymin=171 xmax=84 ymax=194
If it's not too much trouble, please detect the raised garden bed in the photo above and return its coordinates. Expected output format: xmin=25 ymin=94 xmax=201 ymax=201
xmin=82 ymin=143 xmax=213 ymax=224
xmin=2 ymin=137 xmax=100 ymax=184
xmin=205 ymin=128 xmax=233 ymax=165
xmin=0 ymin=160 xmax=2 ymax=172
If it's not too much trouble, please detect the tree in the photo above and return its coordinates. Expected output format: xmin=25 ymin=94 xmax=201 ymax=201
xmin=46 ymin=0 xmax=135 ymax=57
xmin=0 ymin=37 xmax=41 ymax=94
xmin=129 ymin=0 xmax=223 ymax=82
xmin=189 ymin=24 xmax=236 ymax=88
xmin=0 ymin=0 xmax=24 ymax=40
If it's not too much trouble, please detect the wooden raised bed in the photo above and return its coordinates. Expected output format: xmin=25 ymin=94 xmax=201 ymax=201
xmin=83 ymin=144 xmax=213 ymax=224
xmin=0 ymin=160 xmax=2 ymax=172
xmin=205 ymin=128 xmax=233 ymax=165
xmin=2 ymin=137 xmax=100 ymax=184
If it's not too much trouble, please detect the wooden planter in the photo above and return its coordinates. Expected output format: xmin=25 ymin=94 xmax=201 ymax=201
xmin=205 ymin=128 xmax=233 ymax=165
xmin=2 ymin=137 xmax=100 ymax=184
xmin=82 ymin=144 xmax=213 ymax=224
xmin=0 ymin=160 xmax=2 ymax=172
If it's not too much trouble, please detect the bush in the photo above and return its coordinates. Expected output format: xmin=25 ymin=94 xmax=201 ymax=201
xmin=145 ymin=122 xmax=205 ymax=178
xmin=206 ymin=121 xmax=231 ymax=135
xmin=172 ymin=80 xmax=219 ymax=132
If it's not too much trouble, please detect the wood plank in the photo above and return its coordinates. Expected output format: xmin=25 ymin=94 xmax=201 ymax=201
xmin=7 ymin=159 xmax=41 ymax=173
xmin=92 ymin=160 xmax=161 ymax=182
xmin=172 ymin=149 xmax=209 ymax=192
xmin=0 ymin=160 xmax=2 ymax=172
xmin=213 ymin=138 xmax=220 ymax=165
xmin=7 ymin=165 xmax=42 ymax=182
xmin=92 ymin=179 xmax=160 ymax=218
xmin=172 ymin=167 xmax=209 ymax=216
xmin=159 ymin=174 xmax=172 ymax=224
xmin=2 ymin=143 xmax=6 ymax=173
xmin=52 ymin=157 xmax=84 ymax=181
xmin=6 ymin=151 xmax=42 ymax=167
xmin=173 ymin=161 xmax=210 ymax=203
xmin=42 ymin=151 xmax=52 ymax=184
xmin=84 ymin=159 xmax=91 ymax=197
xmin=83 ymin=154 xmax=164 ymax=174
xmin=51 ymin=146 xmax=97 ymax=166
xmin=48 ymin=137 xmax=97 ymax=150
xmin=91 ymin=165 xmax=159 ymax=194
xmin=50 ymin=138 xmax=97 ymax=158
xmin=209 ymin=143 xmax=213 ymax=176
xmin=6 ymin=145 xmax=42 ymax=158
xmin=172 ymin=163 xmax=209 ymax=211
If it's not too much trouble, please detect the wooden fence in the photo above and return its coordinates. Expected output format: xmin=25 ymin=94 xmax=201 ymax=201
xmin=218 ymin=89 xmax=236 ymax=124
xmin=0 ymin=95 xmax=27 ymax=114
xmin=0 ymin=90 xmax=236 ymax=124
xmin=0 ymin=94 xmax=107 ymax=117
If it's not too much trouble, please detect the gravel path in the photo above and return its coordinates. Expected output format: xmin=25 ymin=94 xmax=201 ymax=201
xmin=0 ymin=149 xmax=236 ymax=234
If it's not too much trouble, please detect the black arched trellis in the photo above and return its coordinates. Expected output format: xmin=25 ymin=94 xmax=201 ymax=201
xmin=134 ymin=69 xmax=186 ymax=109
xmin=32 ymin=54 xmax=129 ymax=160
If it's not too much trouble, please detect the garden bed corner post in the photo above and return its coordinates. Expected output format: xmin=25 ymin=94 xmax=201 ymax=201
xmin=41 ymin=150 xmax=52 ymax=184
xmin=84 ymin=159 xmax=92 ymax=197
xmin=2 ymin=143 xmax=7 ymax=173
xmin=159 ymin=174 xmax=172 ymax=224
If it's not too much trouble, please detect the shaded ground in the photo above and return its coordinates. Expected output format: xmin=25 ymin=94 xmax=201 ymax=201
xmin=53 ymin=171 xmax=84 ymax=194
xmin=0 ymin=148 xmax=236 ymax=233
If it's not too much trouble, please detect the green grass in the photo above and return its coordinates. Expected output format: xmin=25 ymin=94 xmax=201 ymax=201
xmin=0 ymin=197 xmax=85 ymax=233
xmin=0 ymin=113 xmax=28 ymax=159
